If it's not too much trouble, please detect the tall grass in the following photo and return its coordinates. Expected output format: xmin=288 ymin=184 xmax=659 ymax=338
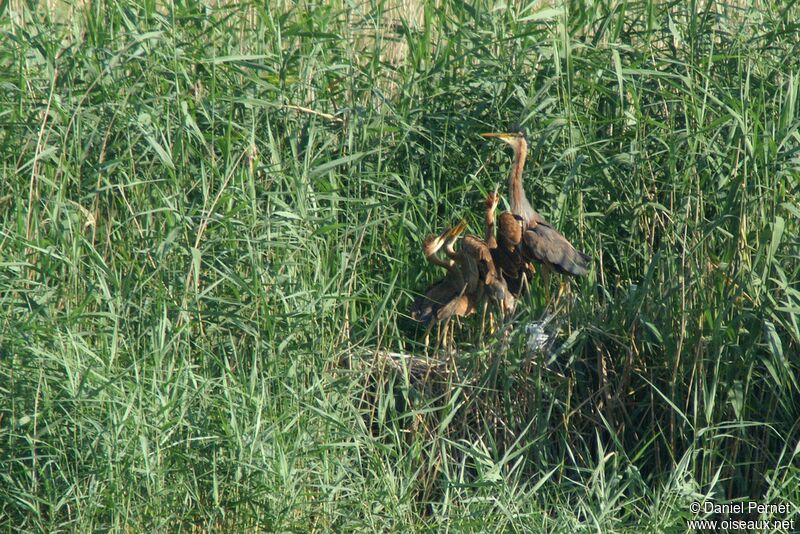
xmin=1 ymin=0 xmax=799 ymax=531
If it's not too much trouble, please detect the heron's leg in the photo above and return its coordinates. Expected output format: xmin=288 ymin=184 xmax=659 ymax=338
xmin=423 ymin=321 xmax=434 ymax=355
xmin=480 ymin=300 xmax=490 ymax=342
xmin=554 ymin=280 xmax=568 ymax=310
xmin=447 ymin=318 xmax=459 ymax=375
xmin=522 ymin=263 xmax=535 ymax=295
xmin=517 ymin=273 xmax=528 ymax=299
xmin=500 ymin=297 xmax=513 ymax=329
xmin=490 ymin=298 xmax=502 ymax=336
xmin=541 ymin=265 xmax=552 ymax=307
xmin=433 ymin=321 xmax=444 ymax=356
xmin=441 ymin=318 xmax=454 ymax=357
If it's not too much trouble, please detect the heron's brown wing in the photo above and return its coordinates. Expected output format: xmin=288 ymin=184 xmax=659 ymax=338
xmin=490 ymin=246 xmax=518 ymax=277
xmin=435 ymin=286 xmax=481 ymax=321
xmin=461 ymin=236 xmax=497 ymax=284
xmin=411 ymin=275 xmax=466 ymax=324
xmin=489 ymin=246 xmax=524 ymax=295
xmin=462 ymin=255 xmax=482 ymax=293
xmin=522 ymin=222 xmax=591 ymax=276
xmin=432 ymin=295 xmax=462 ymax=322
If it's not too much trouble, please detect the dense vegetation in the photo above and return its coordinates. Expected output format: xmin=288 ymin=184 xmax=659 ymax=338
xmin=2 ymin=0 xmax=799 ymax=531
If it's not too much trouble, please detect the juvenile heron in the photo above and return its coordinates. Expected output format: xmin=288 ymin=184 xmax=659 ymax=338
xmin=452 ymin=219 xmax=516 ymax=319
xmin=410 ymin=224 xmax=472 ymax=326
xmin=411 ymin=220 xmax=513 ymax=347
xmin=484 ymin=190 xmax=533 ymax=297
xmin=481 ymin=129 xmax=591 ymax=301
xmin=440 ymin=220 xmax=516 ymax=319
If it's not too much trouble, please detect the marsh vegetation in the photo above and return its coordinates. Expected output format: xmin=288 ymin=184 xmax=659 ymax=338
xmin=2 ymin=0 xmax=799 ymax=530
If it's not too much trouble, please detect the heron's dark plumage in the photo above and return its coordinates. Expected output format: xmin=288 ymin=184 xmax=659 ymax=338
xmin=522 ymin=222 xmax=591 ymax=276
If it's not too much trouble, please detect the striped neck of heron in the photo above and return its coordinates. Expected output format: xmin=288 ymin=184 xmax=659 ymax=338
xmin=508 ymin=140 xmax=528 ymax=215
xmin=485 ymin=208 xmax=494 ymax=238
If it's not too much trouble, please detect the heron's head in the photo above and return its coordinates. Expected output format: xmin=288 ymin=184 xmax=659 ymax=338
xmin=423 ymin=221 xmax=467 ymax=257
xmin=448 ymin=220 xmax=468 ymax=240
xmin=422 ymin=233 xmax=445 ymax=258
xmin=480 ymin=129 xmax=528 ymax=152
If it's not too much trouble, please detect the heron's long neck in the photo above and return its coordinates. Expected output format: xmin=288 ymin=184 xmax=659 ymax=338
xmin=485 ymin=208 xmax=497 ymax=248
xmin=427 ymin=253 xmax=453 ymax=269
xmin=443 ymin=240 xmax=458 ymax=261
xmin=509 ymin=143 xmax=535 ymax=220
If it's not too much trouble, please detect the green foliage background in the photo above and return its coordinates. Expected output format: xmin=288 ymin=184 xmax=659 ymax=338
xmin=1 ymin=0 xmax=799 ymax=531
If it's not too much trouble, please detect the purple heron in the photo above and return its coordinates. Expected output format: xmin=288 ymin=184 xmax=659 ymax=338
xmin=411 ymin=221 xmax=513 ymax=347
xmin=410 ymin=224 xmax=473 ymax=326
xmin=481 ymin=129 xmax=591 ymax=300
xmin=484 ymin=190 xmax=534 ymax=297
xmin=449 ymin=220 xmax=516 ymax=318
xmin=410 ymin=222 xmax=484 ymax=350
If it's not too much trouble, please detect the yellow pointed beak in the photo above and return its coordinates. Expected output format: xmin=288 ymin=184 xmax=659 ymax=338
xmin=448 ymin=220 xmax=468 ymax=238
xmin=480 ymin=132 xmax=516 ymax=141
xmin=431 ymin=227 xmax=449 ymax=247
